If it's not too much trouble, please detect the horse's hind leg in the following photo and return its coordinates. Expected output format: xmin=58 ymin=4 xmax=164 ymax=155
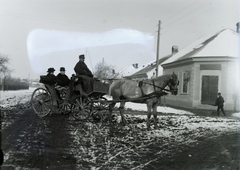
xmin=109 ymin=102 xmax=116 ymax=122
xmin=119 ymin=102 xmax=127 ymax=125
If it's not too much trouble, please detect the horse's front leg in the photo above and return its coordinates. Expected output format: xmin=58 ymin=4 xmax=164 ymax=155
xmin=153 ymin=103 xmax=158 ymax=129
xmin=146 ymin=104 xmax=152 ymax=130
xmin=119 ymin=102 xmax=127 ymax=125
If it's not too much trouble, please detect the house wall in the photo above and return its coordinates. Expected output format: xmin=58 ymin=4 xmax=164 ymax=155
xmin=163 ymin=64 xmax=193 ymax=108
xmin=163 ymin=59 xmax=240 ymax=111
xmin=193 ymin=62 xmax=221 ymax=110
xmin=193 ymin=60 xmax=239 ymax=111
xmin=225 ymin=61 xmax=240 ymax=111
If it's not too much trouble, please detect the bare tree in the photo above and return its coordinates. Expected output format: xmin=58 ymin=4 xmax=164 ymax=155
xmin=0 ymin=54 xmax=11 ymax=90
xmin=94 ymin=58 xmax=119 ymax=79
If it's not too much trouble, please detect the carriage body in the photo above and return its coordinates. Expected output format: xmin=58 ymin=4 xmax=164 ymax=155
xmin=31 ymin=77 xmax=109 ymax=119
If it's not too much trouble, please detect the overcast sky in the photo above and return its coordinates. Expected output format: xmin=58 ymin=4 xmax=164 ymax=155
xmin=0 ymin=0 xmax=239 ymax=79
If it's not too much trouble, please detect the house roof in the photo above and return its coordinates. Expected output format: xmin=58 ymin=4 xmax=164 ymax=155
xmin=119 ymin=65 xmax=141 ymax=77
xmin=130 ymin=55 xmax=171 ymax=77
xmin=162 ymin=29 xmax=239 ymax=66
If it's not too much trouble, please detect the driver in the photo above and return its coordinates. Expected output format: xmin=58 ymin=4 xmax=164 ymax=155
xmin=74 ymin=54 xmax=94 ymax=94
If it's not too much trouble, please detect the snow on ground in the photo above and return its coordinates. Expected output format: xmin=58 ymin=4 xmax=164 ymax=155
xmin=0 ymin=87 xmax=35 ymax=108
xmin=232 ymin=112 xmax=240 ymax=118
xmin=104 ymin=95 xmax=194 ymax=115
xmin=0 ymin=88 xmax=194 ymax=115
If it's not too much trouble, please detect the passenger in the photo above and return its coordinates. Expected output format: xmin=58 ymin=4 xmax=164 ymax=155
xmin=56 ymin=67 xmax=70 ymax=87
xmin=42 ymin=67 xmax=62 ymax=101
xmin=74 ymin=54 xmax=94 ymax=94
xmin=45 ymin=67 xmax=57 ymax=85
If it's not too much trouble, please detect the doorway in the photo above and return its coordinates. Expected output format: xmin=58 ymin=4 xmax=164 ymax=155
xmin=201 ymin=76 xmax=218 ymax=105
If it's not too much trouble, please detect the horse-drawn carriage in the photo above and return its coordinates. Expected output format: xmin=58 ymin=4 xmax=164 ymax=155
xmin=31 ymin=76 xmax=109 ymax=121
xmin=31 ymin=73 xmax=179 ymax=129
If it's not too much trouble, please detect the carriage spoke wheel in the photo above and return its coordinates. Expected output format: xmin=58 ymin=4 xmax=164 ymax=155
xmin=31 ymin=87 xmax=53 ymax=117
xmin=91 ymin=97 xmax=110 ymax=124
xmin=59 ymin=102 xmax=72 ymax=115
xmin=71 ymin=97 xmax=91 ymax=121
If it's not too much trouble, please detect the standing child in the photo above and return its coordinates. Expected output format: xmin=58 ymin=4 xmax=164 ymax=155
xmin=215 ymin=92 xmax=225 ymax=116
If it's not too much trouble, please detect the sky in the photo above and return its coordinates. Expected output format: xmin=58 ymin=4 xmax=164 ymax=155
xmin=0 ymin=0 xmax=239 ymax=79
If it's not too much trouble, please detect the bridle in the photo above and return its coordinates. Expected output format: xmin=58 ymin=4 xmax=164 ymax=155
xmin=140 ymin=76 xmax=178 ymax=93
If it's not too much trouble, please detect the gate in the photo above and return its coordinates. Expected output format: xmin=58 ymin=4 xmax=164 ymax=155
xmin=201 ymin=76 xmax=218 ymax=105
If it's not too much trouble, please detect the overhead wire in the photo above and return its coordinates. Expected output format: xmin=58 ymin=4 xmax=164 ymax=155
xmin=162 ymin=0 xmax=220 ymax=30
xmin=161 ymin=0 xmax=200 ymax=23
xmin=162 ymin=0 xmax=226 ymax=34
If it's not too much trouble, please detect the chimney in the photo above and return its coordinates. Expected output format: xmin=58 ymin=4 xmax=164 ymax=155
xmin=236 ymin=22 xmax=240 ymax=33
xmin=172 ymin=46 xmax=178 ymax=54
xmin=132 ymin=63 xmax=138 ymax=69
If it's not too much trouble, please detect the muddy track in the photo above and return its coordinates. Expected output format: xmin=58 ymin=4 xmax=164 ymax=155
xmin=1 ymin=108 xmax=240 ymax=169
xmin=1 ymin=110 xmax=76 ymax=170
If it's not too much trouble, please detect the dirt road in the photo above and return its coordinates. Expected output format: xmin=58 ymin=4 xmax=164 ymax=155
xmin=1 ymin=108 xmax=240 ymax=170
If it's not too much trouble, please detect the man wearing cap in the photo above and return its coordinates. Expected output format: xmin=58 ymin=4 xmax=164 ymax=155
xmin=74 ymin=54 xmax=93 ymax=78
xmin=215 ymin=92 xmax=226 ymax=116
xmin=74 ymin=54 xmax=94 ymax=94
xmin=56 ymin=67 xmax=70 ymax=86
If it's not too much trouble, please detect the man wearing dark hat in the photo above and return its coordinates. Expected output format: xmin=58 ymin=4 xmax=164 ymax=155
xmin=215 ymin=92 xmax=226 ymax=116
xmin=56 ymin=67 xmax=70 ymax=86
xmin=74 ymin=54 xmax=94 ymax=94
xmin=46 ymin=67 xmax=57 ymax=85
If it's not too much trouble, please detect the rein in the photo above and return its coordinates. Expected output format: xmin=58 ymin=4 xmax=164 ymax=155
xmin=141 ymin=80 xmax=172 ymax=92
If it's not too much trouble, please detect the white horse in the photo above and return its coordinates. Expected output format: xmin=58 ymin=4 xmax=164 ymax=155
xmin=109 ymin=72 xmax=179 ymax=129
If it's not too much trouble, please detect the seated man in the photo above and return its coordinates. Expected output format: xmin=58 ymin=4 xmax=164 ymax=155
xmin=56 ymin=67 xmax=70 ymax=87
xmin=39 ymin=67 xmax=61 ymax=105
xmin=74 ymin=54 xmax=94 ymax=94
xmin=44 ymin=67 xmax=57 ymax=85
xmin=56 ymin=67 xmax=70 ymax=99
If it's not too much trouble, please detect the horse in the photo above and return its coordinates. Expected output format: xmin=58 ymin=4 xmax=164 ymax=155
xmin=108 ymin=72 xmax=179 ymax=130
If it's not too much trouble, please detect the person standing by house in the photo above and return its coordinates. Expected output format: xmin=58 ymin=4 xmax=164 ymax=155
xmin=215 ymin=92 xmax=226 ymax=116
xmin=56 ymin=67 xmax=70 ymax=86
xmin=151 ymin=72 xmax=156 ymax=79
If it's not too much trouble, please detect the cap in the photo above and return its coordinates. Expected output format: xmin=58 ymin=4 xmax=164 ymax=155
xmin=79 ymin=54 xmax=85 ymax=59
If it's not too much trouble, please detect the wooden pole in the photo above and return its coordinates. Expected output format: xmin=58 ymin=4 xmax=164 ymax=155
xmin=156 ymin=20 xmax=161 ymax=77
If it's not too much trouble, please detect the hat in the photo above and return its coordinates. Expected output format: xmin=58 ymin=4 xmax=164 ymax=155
xmin=79 ymin=54 xmax=85 ymax=59
xmin=47 ymin=67 xmax=55 ymax=72
xmin=60 ymin=67 xmax=66 ymax=71
xmin=218 ymin=92 xmax=221 ymax=95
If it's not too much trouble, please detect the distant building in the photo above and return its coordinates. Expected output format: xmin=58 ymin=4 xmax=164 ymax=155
xmin=162 ymin=28 xmax=240 ymax=111
xmin=125 ymin=46 xmax=178 ymax=80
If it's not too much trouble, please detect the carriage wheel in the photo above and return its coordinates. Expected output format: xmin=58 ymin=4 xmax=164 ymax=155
xmin=31 ymin=87 xmax=53 ymax=117
xmin=91 ymin=96 xmax=109 ymax=123
xmin=59 ymin=102 xmax=72 ymax=115
xmin=71 ymin=97 xmax=91 ymax=121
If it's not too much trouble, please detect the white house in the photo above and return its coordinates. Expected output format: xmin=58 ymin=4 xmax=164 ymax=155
xmin=161 ymin=28 xmax=240 ymax=111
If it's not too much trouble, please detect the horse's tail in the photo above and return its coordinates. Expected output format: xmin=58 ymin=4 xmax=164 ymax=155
xmin=108 ymin=80 xmax=121 ymax=97
xmin=108 ymin=80 xmax=116 ymax=96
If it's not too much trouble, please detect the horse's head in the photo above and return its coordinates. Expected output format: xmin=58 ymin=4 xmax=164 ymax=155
xmin=167 ymin=72 xmax=179 ymax=95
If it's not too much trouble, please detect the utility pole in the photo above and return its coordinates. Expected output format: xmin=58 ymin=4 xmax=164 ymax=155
xmin=156 ymin=20 xmax=161 ymax=77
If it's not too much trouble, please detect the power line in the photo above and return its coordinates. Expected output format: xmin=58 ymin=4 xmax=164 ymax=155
xmin=162 ymin=0 xmax=220 ymax=30
xmin=162 ymin=0 xmax=200 ymax=23
xmin=162 ymin=0 xmax=226 ymax=34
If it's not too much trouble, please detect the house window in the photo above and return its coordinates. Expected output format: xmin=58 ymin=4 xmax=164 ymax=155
xmin=182 ymin=71 xmax=190 ymax=93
